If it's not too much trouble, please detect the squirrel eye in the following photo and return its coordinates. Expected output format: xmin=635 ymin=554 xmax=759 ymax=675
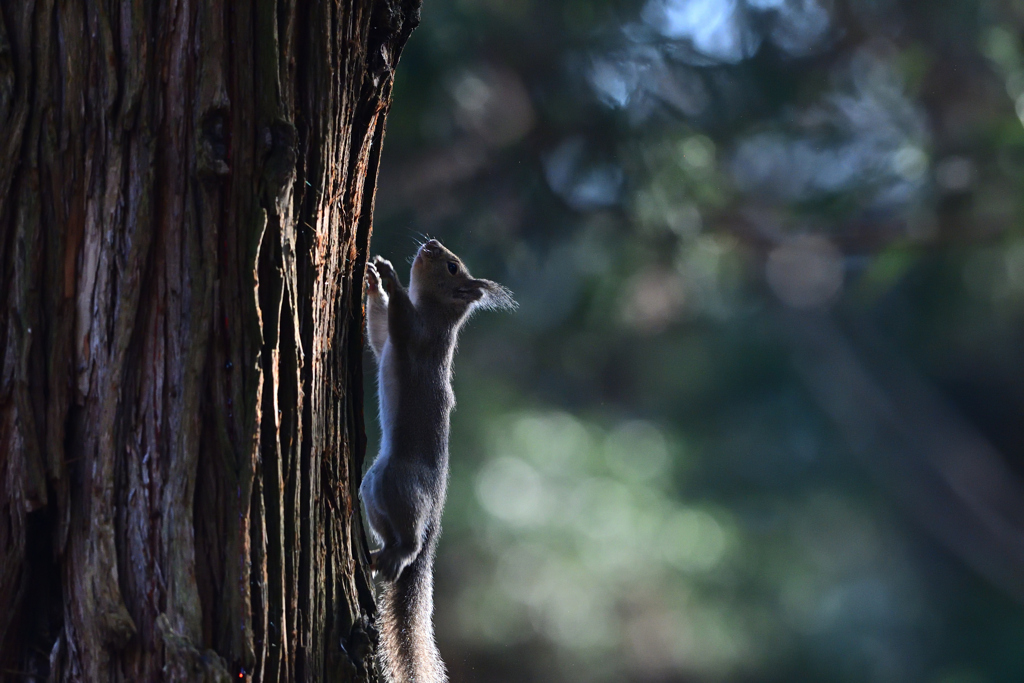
xmin=447 ymin=262 xmax=458 ymax=275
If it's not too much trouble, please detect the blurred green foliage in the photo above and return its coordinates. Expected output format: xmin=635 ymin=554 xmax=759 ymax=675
xmin=366 ymin=0 xmax=1024 ymax=680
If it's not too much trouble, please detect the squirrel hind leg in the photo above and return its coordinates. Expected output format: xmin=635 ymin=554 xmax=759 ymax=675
xmin=374 ymin=538 xmax=423 ymax=582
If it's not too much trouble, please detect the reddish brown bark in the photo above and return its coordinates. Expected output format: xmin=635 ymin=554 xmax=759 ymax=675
xmin=0 ymin=0 xmax=419 ymax=680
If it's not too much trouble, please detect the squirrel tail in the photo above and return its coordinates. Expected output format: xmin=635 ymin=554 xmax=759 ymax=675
xmin=377 ymin=531 xmax=446 ymax=683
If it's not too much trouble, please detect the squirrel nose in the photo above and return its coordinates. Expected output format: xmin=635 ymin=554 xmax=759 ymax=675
xmin=421 ymin=239 xmax=441 ymax=254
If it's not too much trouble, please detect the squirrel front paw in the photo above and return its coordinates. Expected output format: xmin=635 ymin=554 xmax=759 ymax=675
xmin=366 ymin=261 xmax=382 ymax=295
xmin=371 ymin=256 xmax=399 ymax=295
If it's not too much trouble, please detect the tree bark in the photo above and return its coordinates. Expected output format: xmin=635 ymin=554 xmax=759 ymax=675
xmin=0 ymin=0 xmax=419 ymax=680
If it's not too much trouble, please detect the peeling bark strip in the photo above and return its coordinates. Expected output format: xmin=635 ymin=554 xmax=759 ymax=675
xmin=0 ymin=0 xmax=420 ymax=680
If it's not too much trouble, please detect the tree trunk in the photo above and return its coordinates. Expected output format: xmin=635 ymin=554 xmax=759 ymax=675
xmin=0 ymin=0 xmax=419 ymax=680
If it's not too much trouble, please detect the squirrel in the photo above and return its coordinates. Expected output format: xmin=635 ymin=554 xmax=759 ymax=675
xmin=360 ymin=239 xmax=514 ymax=683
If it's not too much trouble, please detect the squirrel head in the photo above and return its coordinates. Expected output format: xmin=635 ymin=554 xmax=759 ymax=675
xmin=409 ymin=240 xmax=516 ymax=317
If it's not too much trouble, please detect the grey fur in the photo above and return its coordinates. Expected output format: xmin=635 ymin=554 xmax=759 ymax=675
xmin=360 ymin=240 xmax=514 ymax=683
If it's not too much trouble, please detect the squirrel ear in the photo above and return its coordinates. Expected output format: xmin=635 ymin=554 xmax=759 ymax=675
xmin=470 ymin=279 xmax=517 ymax=311
xmin=453 ymin=281 xmax=486 ymax=304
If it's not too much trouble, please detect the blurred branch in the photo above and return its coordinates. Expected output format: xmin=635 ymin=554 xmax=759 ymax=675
xmin=781 ymin=309 xmax=1024 ymax=603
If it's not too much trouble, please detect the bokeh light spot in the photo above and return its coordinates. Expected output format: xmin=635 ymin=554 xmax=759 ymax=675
xmin=765 ymin=235 xmax=844 ymax=309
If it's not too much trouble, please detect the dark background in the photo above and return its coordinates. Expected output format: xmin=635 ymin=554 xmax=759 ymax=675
xmin=367 ymin=0 xmax=1024 ymax=680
